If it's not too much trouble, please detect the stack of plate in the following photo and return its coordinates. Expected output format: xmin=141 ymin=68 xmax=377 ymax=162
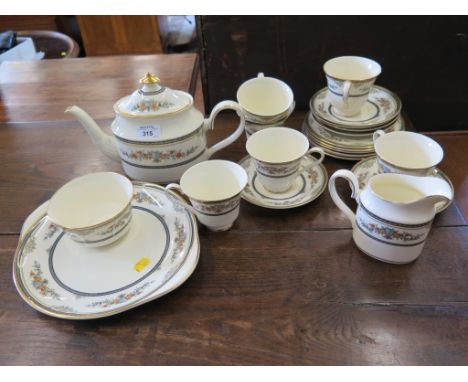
xmin=13 ymin=183 xmax=200 ymax=319
xmin=303 ymin=85 xmax=404 ymax=160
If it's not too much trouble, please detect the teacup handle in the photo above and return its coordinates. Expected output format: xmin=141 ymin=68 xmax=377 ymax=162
xmin=299 ymin=147 xmax=325 ymax=173
xmin=165 ymin=184 xmax=198 ymax=215
xmin=20 ymin=200 xmax=49 ymax=240
xmin=328 ymin=169 xmax=360 ymax=227
xmin=373 ymin=129 xmax=386 ymax=144
xmin=204 ymin=100 xmax=246 ymax=159
xmin=342 ymin=80 xmax=352 ymax=106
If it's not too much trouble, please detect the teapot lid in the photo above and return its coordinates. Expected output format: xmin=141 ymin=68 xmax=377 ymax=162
xmin=115 ymin=72 xmax=193 ymax=117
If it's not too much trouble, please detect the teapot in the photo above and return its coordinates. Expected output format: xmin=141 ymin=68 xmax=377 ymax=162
xmin=329 ymin=170 xmax=453 ymax=264
xmin=66 ymin=72 xmax=246 ymax=183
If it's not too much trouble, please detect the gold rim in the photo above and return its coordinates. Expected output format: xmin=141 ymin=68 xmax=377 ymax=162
xmin=47 ymin=173 xmax=134 ymax=231
xmin=189 ymin=190 xmax=244 ymax=205
xmin=12 ymin=182 xmax=198 ymax=320
xmin=64 ymin=201 xmax=132 ymax=232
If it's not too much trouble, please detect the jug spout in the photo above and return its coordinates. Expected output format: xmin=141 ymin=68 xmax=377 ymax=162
xmin=423 ymin=194 xmax=452 ymax=208
xmin=65 ymin=106 xmax=120 ymax=162
xmin=413 ymin=175 xmax=453 ymax=210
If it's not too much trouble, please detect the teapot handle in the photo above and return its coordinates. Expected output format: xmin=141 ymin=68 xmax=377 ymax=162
xmin=204 ymin=100 xmax=246 ymax=158
xmin=328 ymin=169 xmax=360 ymax=227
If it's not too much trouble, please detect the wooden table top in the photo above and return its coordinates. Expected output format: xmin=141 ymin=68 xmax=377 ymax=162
xmin=0 ymin=54 xmax=467 ymax=365
xmin=0 ymin=53 xmax=199 ymax=123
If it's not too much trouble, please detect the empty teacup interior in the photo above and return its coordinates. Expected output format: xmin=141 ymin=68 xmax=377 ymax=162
xmin=324 ymin=56 xmax=381 ymax=81
xmin=48 ymin=172 xmax=133 ymax=229
xmin=180 ymin=160 xmax=248 ymax=202
xmin=237 ymin=74 xmax=293 ymax=117
xmin=375 ymin=131 xmax=444 ymax=169
xmin=246 ymin=127 xmax=309 ymax=163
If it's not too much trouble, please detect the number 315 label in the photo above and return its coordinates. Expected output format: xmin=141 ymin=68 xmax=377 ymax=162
xmin=137 ymin=125 xmax=161 ymax=139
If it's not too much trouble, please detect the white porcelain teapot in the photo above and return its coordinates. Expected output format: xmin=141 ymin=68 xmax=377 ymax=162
xmin=329 ymin=170 xmax=453 ymax=264
xmin=66 ymin=72 xmax=246 ymax=183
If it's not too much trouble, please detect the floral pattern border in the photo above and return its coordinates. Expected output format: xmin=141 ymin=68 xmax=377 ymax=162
xmin=192 ymin=197 xmax=240 ymax=215
xmin=254 ymin=160 xmax=299 ymax=177
xmin=130 ymin=100 xmax=174 ymax=113
xmin=358 ymin=217 xmax=426 ymax=242
xmin=86 ymin=281 xmax=154 ymax=308
xmin=30 ymin=261 xmax=61 ymax=300
xmin=120 ymin=146 xmax=198 ymax=164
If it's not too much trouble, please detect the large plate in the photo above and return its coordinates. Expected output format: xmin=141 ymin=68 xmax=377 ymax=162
xmin=13 ymin=183 xmax=197 ymax=319
xmin=304 ymin=112 xmax=404 ymax=151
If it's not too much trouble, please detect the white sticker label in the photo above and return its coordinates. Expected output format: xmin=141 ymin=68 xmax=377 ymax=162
xmin=137 ymin=125 xmax=161 ymax=139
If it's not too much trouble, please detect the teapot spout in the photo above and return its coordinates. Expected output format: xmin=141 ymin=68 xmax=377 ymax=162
xmin=65 ymin=106 xmax=120 ymax=162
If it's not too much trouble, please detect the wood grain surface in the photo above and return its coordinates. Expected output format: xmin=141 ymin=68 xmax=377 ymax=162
xmin=0 ymin=55 xmax=467 ymax=365
xmin=0 ymin=53 xmax=198 ymax=123
xmin=0 ymin=113 xmax=467 ymax=365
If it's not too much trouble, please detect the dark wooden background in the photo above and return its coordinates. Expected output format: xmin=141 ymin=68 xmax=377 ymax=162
xmin=197 ymin=16 xmax=468 ymax=131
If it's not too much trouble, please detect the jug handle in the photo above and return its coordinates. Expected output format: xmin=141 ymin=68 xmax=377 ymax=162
xmin=165 ymin=183 xmax=198 ymax=216
xmin=328 ymin=169 xmax=360 ymax=226
xmin=203 ymin=100 xmax=246 ymax=159
xmin=373 ymin=129 xmax=386 ymax=144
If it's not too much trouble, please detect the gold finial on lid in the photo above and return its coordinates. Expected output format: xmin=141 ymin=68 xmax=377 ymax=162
xmin=140 ymin=72 xmax=160 ymax=84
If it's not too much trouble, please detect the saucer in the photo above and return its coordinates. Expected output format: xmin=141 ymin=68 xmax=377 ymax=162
xmin=305 ymin=112 xmax=404 ymax=151
xmin=245 ymin=116 xmax=289 ymax=138
xmin=13 ymin=183 xmax=198 ymax=319
xmin=351 ymin=156 xmax=454 ymax=213
xmin=310 ymin=86 xmax=402 ymax=130
xmin=245 ymin=101 xmax=296 ymax=125
xmin=238 ymin=155 xmax=328 ymax=209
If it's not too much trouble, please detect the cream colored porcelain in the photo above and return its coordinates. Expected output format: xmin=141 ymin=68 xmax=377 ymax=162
xmin=237 ymin=72 xmax=294 ymax=122
xmin=351 ymin=156 xmax=454 ymax=213
xmin=66 ymin=73 xmax=246 ymax=183
xmin=166 ymin=160 xmax=248 ymax=231
xmin=329 ymin=170 xmax=452 ymax=264
xmin=373 ymin=130 xmax=444 ymax=176
xmin=14 ymin=182 xmax=197 ymax=319
xmin=324 ymin=56 xmax=381 ymax=117
xmin=47 ymin=172 xmax=133 ymax=247
xmin=246 ymin=127 xmax=325 ymax=193
xmin=239 ymin=155 xmax=328 ymax=209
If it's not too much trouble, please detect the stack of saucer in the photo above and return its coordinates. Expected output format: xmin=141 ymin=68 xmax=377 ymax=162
xmin=236 ymin=72 xmax=295 ymax=137
xmin=244 ymin=101 xmax=295 ymax=137
xmin=303 ymin=85 xmax=404 ymax=160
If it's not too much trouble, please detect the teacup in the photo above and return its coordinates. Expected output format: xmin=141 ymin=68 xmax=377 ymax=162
xmin=237 ymin=72 xmax=294 ymax=123
xmin=373 ymin=130 xmax=444 ymax=176
xmin=324 ymin=56 xmax=381 ymax=117
xmin=246 ymin=127 xmax=325 ymax=193
xmin=166 ymin=160 xmax=248 ymax=232
xmin=47 ymin=172 xmax=134 ymax=247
